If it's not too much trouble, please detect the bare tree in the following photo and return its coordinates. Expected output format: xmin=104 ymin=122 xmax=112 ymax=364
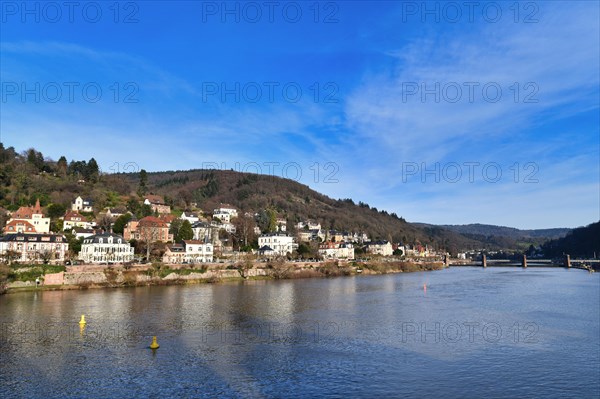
xmin=39 ymin=250 xmax=53 ymax=265
xmin=96 ymin=214 xmax=113 ymax=232
xmin=233 ymin=215 xmax=257 ymax=249
xmin=3 ymin=249 xmax=20 ymax=265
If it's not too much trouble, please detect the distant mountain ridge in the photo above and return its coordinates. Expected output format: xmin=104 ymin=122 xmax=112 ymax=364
xmin=414 ymin=223 xmax=572 ymax=240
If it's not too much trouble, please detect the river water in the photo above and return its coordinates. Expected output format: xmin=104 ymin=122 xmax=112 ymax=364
xmin=1 ymin=267 xmax=598 ymax=398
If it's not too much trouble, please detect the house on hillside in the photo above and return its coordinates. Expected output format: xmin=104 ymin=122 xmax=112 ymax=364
xmin=144 ymin=195 xmax=171 ymax=215
xmin=191 ymin=221 xmax=215 ymax=242
xmin=124 ymin=216 xmax=173 ymax=242
xmin=181 ymin=211 xmax=200 ymax=224
xmin=72 ymin=196 xmax=94 ymax=212
xmin=296 ymin=220 xmax=321 ymax=231
xmin=100 ymin=207 xmax=128 ymax=220
xmin=63 ymin=211 xmax=94 ymax=231
xmin=5 ymin=199 xmax=50 ymax=234
xmin=276 ymin=218 xmax=287 ymax=232
xmin=213 ymin=204 xmax=238 ymax=223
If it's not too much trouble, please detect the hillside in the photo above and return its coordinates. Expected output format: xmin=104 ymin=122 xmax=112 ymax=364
xmin=0 ymin=143 xmax=583 ymax=255
xmin=121 ymin=168 xmax=486 ymax=253
xmin=541 ymin=221 xmax=600 ymax=258
xmin=426 ymin=223 xmax=571 ymax=239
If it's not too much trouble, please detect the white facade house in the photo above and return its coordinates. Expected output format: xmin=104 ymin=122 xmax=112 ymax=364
xmin=366 ymin=240 xmax=393 ymax=256
xmin=72 ymin=196 xmax=94 ymax=212
xmin=276 ymin=218 xmax=287 ymax=232
xmin=211 ymin=220 xmax=236 ymax=234
xmin=180 ymin=211 xmax=200 ymax=224
xmin=162 ymin=240 xmax=213 ymax=263
xmin=6 ymin=200 xmax=50 ymax=234
xmin=63 ymin=211 xmax=94 ymax=231
xmin=0 ymin=233 xmax=68 ymax=264
xmin=213 ymin=205 xmax=238 ymax=223
xmin=318 ymin=242 xmax=355 ymax=260
xmin=79 ymin=233 xmax=134 ymax=264
xmin=183 ymin=240 xmax=213 ymax=263
xmin=192 ymin=221 xmax=216 ymax=242
xmin=296 ymin=221 xmax=321 ymax=231
xmin=258 ymin=233 xmax=297 ymax=257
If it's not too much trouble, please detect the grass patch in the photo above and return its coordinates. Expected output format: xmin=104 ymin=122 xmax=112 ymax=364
xmin=7 ymin=265 xmax=66 ymax=282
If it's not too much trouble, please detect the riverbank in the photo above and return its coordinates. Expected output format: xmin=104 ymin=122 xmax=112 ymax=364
xmin=2 ymin=260 xmax=445 ymax=294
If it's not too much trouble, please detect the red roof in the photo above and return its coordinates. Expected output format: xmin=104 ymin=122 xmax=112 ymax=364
xmin=12 ymin=199 xmax=44 ymax=218
xmin=4 ymin=220 xmax=36 ymax=233
xmin=160 ymin=214 xmax=176 ymax=223
xmin=64 ymin=211 xmax=84 ymax=221
xmin=145 ymin=195 xmax=165 ymax=204
xmin=138 ymin=216 xmax=168 ymax=228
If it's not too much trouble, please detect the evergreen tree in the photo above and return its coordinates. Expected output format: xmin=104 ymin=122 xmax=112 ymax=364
xmin=176 ymin=220 xmax=194 ymax=241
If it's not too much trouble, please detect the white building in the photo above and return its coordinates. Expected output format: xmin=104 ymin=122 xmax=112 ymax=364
xmin=63 ymin=211 xmax=94 ymax=231
xmin=258 ymin=233 xmax=297 ymax=257
xmin=5 ymin=200 xmax=50 ymax=234
xmin=192 ymin=221 xmax=216 ymax=242
xmin=296 ymin=220 xmax=321 ymax=231
xmin=318 ymin=242 xmax=355 ymax=260
xmin=213 ymin=205 xmax=238 ymax=223
xmin=211 ymin=220 xmax=236 ymax=234
xmin=79 ymin=233 xmax=134 ymax=264
xmin=162 ymin=240 xmax=213 ymax=263
xmin=366 ymin=240 xmax=393 ymax=256
xmin=0 ymin=233 xmax=69 ymax=264
xmin=183 ymin=240 xmax=213 ymax=263
xmin=181 ymin=211 xmax=200 ymax=224
xmin=72 ymin=196 xmax=94 ymax=212
xmin=276 ymin=218 xmax=287 ymax=232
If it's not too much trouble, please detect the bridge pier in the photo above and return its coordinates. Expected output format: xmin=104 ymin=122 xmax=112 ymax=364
xmin=564 ymin=254 xmax=571 ymax=268
xmin=482 ymin=254 xmax=487 ymax=268
xmin=522 ymin=254 xmax=527 ymax=268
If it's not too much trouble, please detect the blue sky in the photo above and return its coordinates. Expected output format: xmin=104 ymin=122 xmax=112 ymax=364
xmin=1 ymin=1 xmax=598 ymax=229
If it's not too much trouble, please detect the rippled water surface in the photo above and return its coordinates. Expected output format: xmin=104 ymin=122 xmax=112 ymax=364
xmin=1 ymin=267 xmax=599 ymax=398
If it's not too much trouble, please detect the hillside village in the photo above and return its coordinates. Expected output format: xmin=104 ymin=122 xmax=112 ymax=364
xmin=0 ymin=194 xmax=442 ymax=266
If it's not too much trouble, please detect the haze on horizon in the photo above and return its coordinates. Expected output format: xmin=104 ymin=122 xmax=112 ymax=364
xmin=1 ymin=1 xmax=598 ymax=230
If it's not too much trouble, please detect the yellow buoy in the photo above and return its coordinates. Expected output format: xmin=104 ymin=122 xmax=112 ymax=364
xmin=79 ymin=315 xmax=86 ymax=326
xmin=150 ymin=336 xmax=160 ymax=349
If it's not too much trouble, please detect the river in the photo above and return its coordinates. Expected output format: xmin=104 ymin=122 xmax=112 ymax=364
xmin=1 ymin=267 xmax=598 ymax=398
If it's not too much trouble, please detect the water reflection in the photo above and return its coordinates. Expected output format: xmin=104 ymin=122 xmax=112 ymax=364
xmin=1 ymin=268 xmax=598 ymax=398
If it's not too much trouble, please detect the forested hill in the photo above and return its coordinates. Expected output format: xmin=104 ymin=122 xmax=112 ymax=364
xmin=415 ymin=223 xmax=572 ymax=240
xmin=0 ymin=144 xmax=585 ymax=254
xmin=121 ymin=168 xmax=485 ymax=253
xmin=541 ymin=221 xmax=600 ymax=258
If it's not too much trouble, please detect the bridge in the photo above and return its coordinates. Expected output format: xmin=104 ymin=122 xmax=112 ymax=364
xmin=446 ymin=254 xmax=599 ymax=272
